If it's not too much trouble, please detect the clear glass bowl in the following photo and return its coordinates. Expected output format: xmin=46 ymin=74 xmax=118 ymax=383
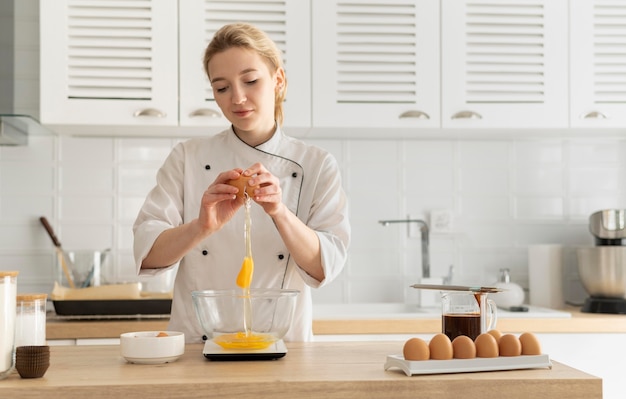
xmin=191 ymin=289 xmax=299 ymax=349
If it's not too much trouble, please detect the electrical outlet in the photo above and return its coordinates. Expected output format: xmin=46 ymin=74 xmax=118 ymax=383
xmin=430 ymin=209 xmax=453 ymax=233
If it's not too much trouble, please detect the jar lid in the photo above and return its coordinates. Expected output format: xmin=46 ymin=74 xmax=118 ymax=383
xmin=16 ymin=293 xmax=48 ymax=302
xmin=0 ymin=271 xmax=19 ymax=278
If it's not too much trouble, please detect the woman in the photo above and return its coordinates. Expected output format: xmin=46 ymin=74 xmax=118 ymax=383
xmin=133 ymin=22 xmax=350 ymax=343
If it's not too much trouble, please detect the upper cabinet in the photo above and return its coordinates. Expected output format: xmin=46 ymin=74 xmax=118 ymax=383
xmin=40 ymin=1 xmax=179 ymax=128
xmin=40 ymin=0 xmax=310 ymax=135
xmin=311 ymin=0 xmax=440 ymax=129
xmin=570 ymin=0 xmax=626 ymax=128
xmin=441 ymin=0 xmax=569 ymax=128
xmin=40 ymin=0 xmax=626 ymax=137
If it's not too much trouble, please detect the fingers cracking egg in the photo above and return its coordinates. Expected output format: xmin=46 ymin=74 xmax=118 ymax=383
xmin=227 ymin=175 xmax=259 ymax=199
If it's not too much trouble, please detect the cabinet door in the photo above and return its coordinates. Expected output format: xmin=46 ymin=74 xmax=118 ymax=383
xmin=441 ymin=0 xmax=568 ymax=128
xmin=40 ymin=1 xmax=178 ymax=127
xmin=570 ymin=0 xmax=626 ymax=128
xmin=312 ymin=0 xmax=440 ymax=130
xmin=179 ymin=0 xmax=311 ymax=130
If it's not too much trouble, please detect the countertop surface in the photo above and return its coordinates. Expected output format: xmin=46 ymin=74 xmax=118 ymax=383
xmin=46 ymin=306 xmax=626 ymax=340
xmin=0 ymin=342 xmax=601 ymax=399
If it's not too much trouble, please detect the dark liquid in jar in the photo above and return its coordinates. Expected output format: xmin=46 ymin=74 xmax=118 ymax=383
xmin=442 ymin=313 xmax=481 ymax=341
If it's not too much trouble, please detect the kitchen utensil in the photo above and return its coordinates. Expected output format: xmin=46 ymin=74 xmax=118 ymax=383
xmin=39 ymin=216 xmax=75 ymax=288
xmin=192 ymin=288 xmax=299 ymax=357
xmin=411 ymin=283 xmax=503 ymax=293
xmin=120 ymin=331 xmax=184 ymax=364
xmin=491 ymin=268 xmax=525 ymax=309
xmin=441 ymin=291 xmax=498 ymax=341
xmin=80 ymin=248 xmax=110 ymax=288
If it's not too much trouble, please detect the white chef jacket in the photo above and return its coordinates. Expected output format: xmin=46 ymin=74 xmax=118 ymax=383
xmin=133 ymin=127 xmax=350 ymax=343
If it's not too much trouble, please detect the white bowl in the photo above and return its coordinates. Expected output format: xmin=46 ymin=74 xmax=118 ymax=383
xmin=120 ymin=331 xmax=185 ymax=364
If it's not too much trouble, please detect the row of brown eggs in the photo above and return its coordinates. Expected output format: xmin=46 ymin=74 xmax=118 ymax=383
xmin=403 ymin=330 xmax=542 ymax=361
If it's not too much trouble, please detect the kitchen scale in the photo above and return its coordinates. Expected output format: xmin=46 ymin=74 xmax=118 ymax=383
xmin=202 ymin=339 xmax=287 ymax=361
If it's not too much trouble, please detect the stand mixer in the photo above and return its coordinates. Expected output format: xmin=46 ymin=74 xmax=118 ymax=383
xmin=577 ymin=209 xmax=626 ymax=314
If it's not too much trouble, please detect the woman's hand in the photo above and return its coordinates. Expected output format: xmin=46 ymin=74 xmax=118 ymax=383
xmin=197 ymin=168 xmax=245 ymax=234
xmin=242 ymin=163 xmax=284 ymax=216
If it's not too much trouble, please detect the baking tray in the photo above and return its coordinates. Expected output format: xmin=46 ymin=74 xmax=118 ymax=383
xmin=52 ymin=298 xmax=172 ymax=316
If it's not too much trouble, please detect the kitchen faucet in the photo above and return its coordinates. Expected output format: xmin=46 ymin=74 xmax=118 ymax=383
xmin=378 ymin=218 xmax=430 ymax=278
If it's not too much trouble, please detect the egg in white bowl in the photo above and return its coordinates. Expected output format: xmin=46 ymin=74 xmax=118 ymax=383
xmin=120 ymin=331 xmax=185 ymax=364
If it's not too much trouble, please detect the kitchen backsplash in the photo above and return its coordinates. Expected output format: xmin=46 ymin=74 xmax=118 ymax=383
xmin=1 ymin=134 xmax=625 ymax=307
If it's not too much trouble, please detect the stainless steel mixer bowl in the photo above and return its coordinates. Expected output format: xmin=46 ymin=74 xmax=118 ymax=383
xmin=577 ymin=246 xmax=626 ymax=299
xmin=589 ymin=209 xmax=626 ymax=239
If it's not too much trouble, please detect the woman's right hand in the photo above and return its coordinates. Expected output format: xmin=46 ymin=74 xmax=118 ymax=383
xmin=197 ymin=169 xmax=245 ymax=235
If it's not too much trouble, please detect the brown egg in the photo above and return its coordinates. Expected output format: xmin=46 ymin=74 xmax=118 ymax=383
xmin=498 ymin=334 xmax=522 ymax=356
xmin=227 ymin=176 xmax=259 ymax=199
xmin=474 ymin=333 xmax=499 ymax=358
xmin=487 ymin=329 xmax=502 ymax=343
xmin=403 ymin=337 xmax=430 ymax=361
xmin=429 ymin=333 xmax=453 ymax=360
xmin=519 ymin=332 xmax=542 ymax=355
xmin=452 ymin=335 xmax=476 ymax=359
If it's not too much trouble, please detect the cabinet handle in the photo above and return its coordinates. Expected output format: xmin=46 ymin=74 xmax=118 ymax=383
xmin=189 ymin=109 xmax=222 ymax=118
xmin=133 ymin=108 xmax=166 ymax=118
xmin=582 ymin=111 xmax=608 ymax=119
xmin=399 ymin=110 xmax=430 ymax=120
xmin=451 ymin=111 xmax=482 ymax=120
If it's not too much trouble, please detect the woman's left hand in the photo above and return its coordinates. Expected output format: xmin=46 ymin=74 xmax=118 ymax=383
xmin=242 ymin=163 xmax=284 ymax=216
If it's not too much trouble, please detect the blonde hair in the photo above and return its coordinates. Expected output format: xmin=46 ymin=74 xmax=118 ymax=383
xmin=203 ymin=23 xmax=287 ymax=126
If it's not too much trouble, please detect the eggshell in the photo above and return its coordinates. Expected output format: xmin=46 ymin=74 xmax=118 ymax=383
xmin=403 ymin=337 xmax=430 ymax=361
xmin=474 ymin=333 xmax=499 ymax=358
xmin=452 ymin=335 xmax=476 ymax=359
xmin=429 ymin=333 xmax=453 ymax=360
xmin=227 ymin=176 xmax=259 ymax=199
xmin=498 ymin=333 xmax=522 ymax=357
xmin=519 ymin=332 xmax=542 ymax=355
xmin=487 ymin=329 xmax=502 ymax=343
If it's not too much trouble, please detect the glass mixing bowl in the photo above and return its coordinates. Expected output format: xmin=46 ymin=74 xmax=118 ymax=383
xmin=191 ymin=289 xmax=299 ymax=349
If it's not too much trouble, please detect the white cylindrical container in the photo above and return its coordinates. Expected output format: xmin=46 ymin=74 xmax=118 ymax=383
xmin=0 ymin=271 xmax=18 ymax=380
xmin=528 ymin=245 xmax=565 ymax=309
xmin=15 ymin=293 xmax=47 ymax=347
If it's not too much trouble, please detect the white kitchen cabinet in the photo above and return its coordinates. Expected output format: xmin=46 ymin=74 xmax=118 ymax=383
xmin=40 ymin=1 xmax=179 ymax=128
xmin=570 ymin=0 xmax=626 ymax=128
xmin=311 ymin=0 xmax=441 ymax=130
xmin=40 ymin=0 xmax=311 ymax=135
xmin=441 ymin=0 xmax=569 ymax=129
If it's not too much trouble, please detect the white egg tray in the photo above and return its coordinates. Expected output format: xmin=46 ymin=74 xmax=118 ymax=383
xmin=384 ymin=354 xmax=552 ymax=376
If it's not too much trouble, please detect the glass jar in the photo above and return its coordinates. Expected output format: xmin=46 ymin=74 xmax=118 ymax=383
xmin=0 ymin=271 xmax=18 ymax=380
xmin=15 ymin=293 xmax=47 ymax=347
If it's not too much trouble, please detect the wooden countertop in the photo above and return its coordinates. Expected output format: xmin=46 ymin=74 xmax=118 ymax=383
xmin=0 ymin=342 xmax=601 ymax=399
xmin=46 ymin=306 xmax=626 ymax=340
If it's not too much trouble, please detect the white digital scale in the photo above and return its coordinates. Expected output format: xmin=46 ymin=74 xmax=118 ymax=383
xmin=202 ymin=339 xmax=288 ymax=361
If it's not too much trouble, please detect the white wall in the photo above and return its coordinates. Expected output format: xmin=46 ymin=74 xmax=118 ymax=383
xmin=2 ymin=0 xmax=625 ymax=306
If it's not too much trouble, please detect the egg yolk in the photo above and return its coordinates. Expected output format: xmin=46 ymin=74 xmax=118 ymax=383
xmin=214 ymin=332 xmax=275 ymax=350
xmin=236 ymin=256 xmax=254 ymax=289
